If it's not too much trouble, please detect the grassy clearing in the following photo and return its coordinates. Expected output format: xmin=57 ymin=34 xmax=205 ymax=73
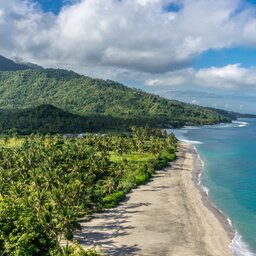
xmin=0 ymin=137 xmax=24 ymax=148
xmin=109 ymin=152 xmax=155 ymax=163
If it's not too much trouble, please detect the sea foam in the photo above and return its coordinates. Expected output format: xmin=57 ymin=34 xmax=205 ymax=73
xmin=232 ymin=121 xmax=249 ymax=128
xmin=223 ymin=214 xmax=255 ymax=256
xmin=192 ymin=146 xmax=209 ymax=197
xmin=178 ymin=122 xmax=256 ymax=256
xmin=180 ymin=139 xmax=203 ymax=145
xmin=192 ymin=144 xmax=255 ymax=256
xmin=230 ymin=232 xmax=256 ymax=256
xmin=204 ymin=121 xmax=249 ymax=129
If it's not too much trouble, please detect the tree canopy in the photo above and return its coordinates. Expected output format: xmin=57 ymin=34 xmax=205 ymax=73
xmin=0 ymin=128 xmax=177 ymax=255
xmin=0 ymin=69 xmax=233 ymax=130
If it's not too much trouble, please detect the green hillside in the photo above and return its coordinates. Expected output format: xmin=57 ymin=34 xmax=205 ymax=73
xmin=0 ymin=55 xmax=30 ymax=71
xmin=0 ymin=104 xmax=176 ymax=134
xmin=0 ymin=69 xmax=232 ymax=128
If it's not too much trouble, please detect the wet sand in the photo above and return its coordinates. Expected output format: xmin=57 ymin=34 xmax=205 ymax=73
xmin=74 ymin=142 xmax=233 ymax=256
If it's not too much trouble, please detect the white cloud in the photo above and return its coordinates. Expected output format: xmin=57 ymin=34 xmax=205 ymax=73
xmin=192 ymin=99 xmax=199 ymax=104
xmin=145 ymin=64 xmax=256 ymax=89
xmin=0 ymin=0 xmax=256 ymax=77
xmin=195 ymin=64 xmax=249 ymax=88
xmin=146 ymin=67 xmax=194 ymax=86
xmin=0 ymin=9 xmax=4 ymax=18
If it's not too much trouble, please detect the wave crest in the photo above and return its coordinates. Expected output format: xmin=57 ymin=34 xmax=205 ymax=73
xmin=180 ymin=139 xmax=203 ymax=145
xmin=232 ymin=121 xmax=249 ymax=128
xmin=230 ymin=232 xmax=256 ymax=256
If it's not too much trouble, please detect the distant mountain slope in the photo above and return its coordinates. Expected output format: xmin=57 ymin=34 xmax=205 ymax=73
xmin=0 ymin=68 xmax=233 ymax=127
xmin=0 ymin=104 xmax=174 ymax=134
xmin=207 ymin=107 xmax=256 ymax=119
xmin=0 ymin=55 xmax=31 ymax=71
xmin=13 ymin=57 xmax=44 ymax=70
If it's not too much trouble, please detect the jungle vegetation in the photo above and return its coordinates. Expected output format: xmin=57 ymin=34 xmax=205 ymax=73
xmin=0 ymin=104 xmax=181 ymax=135
xmin=0 ymin=127 xmax=177 ymax=255
xmin=0 ymin=69 xmax=234 ymax=130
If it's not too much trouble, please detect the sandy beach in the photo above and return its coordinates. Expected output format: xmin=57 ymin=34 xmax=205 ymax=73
xmin=74 ymin=142 xmax=234 ymax=256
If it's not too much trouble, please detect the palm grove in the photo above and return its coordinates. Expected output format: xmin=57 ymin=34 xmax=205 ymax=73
xmin=0 ymin=56 xmax=241 ymax=255
xmin=0 ymin=127 xmax=177 ymax=255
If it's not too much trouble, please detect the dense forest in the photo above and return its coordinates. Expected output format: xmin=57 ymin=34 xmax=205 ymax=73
xmin=0 ymin=68 xmax=234 ymax=130
xmin=0 ymin=55 xmax=31 ymax=71
xmin=0 ymin=55 xmax=254 ymax=135
xmin=0 ymin=127 xmax=177 ymax=255
xmin=0 ymin=57 xmax=252 ymax=256
xmin=0 ymin=104 xmax=184 ymax=135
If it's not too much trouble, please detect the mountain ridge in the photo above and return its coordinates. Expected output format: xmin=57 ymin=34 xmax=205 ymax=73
xmin=0 ymin=68 xmax=232 ymax=127
xmin=0 ymin=55 xmax=43 ymax=71
xmin=0 ymin=54 xmax=254 ymax=134
xmin=0 ymin=55 xmax=31 ymax=71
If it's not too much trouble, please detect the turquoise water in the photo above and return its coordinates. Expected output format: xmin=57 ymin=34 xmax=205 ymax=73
xmin=168 ymin=119 xmax=256 ymax=256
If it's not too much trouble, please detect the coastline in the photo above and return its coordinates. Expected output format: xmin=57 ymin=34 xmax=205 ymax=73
xmin=190 ymin=144 xmax=235 ymax=248
xmin=74 ymin=141 xmax=233 ymax=255
xmin=190 ymin=142 xmax=255 ymax=256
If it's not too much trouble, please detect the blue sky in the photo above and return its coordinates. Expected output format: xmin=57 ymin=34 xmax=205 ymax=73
xmin=2 ymin=0 xmax=256 ymax=113
xmin=34 ymin=0 xmax=256 ymax=14
xmin=248 ymin=0 xmax=256 ymax=4
xmin=32 ymin=0 xmax=70 ymax=14
xmin=194 ymin=47 xmax=256 ymax=69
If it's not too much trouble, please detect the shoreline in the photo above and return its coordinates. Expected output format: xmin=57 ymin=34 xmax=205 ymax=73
xmin=190 ymin=143 xmax=255 ymax=256
xmin=189 ymin=144 xmax=235 ymax=243
xmin=74 ymin=141 xmax=233 ymax=255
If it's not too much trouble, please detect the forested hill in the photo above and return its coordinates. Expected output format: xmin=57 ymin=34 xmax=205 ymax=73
xmin=0 ymin=68 xmax=233 ymax=128
xmin=207 ymin=107 xmax=256 ymax=119
xmin=0 ymin=55 xmax=31 ymax=71
xmin=0 ymin=104 xmax=177 ymax=134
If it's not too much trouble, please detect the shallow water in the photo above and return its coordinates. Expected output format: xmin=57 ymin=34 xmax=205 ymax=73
xmin=167 ymin=119 xmax=256 ymax=256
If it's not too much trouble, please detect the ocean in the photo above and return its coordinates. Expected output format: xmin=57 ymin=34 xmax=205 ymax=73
xmin=167 ymin=119 xmax=256 ymax=256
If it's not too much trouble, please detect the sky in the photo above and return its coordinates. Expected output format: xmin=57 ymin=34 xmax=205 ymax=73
xmin=1 ymin=0 xmax=256 ymax=113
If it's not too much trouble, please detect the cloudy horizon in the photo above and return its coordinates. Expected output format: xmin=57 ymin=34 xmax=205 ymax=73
xmin=1 ymin=0 xmax=256 ymax=113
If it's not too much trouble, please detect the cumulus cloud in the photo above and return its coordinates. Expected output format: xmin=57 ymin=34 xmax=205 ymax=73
xmin=195 ymin=64 xmax=255 ymax=88
xmin=1 ymin=0 xmax=256 ymax=78
xmin=145 ymin=64 xmax=256 ymax=89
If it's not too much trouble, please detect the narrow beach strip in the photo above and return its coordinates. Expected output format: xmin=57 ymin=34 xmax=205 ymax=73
xmin=75 ymin=142 xmax=233 ymax=256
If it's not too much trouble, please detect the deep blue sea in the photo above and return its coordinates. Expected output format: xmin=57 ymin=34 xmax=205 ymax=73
xmin=168 ymin=119 xmax=256 ymax=256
